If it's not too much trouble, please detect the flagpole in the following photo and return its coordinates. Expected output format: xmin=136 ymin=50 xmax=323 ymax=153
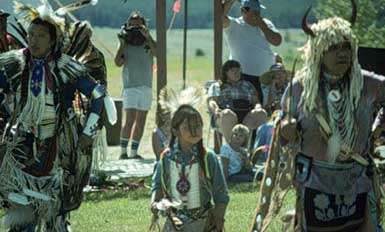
xmin=182 ymin=0 xmax=188 ymax=89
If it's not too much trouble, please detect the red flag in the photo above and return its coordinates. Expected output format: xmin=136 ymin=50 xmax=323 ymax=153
xmin=173 ymin=0 xmax=181 ymax=13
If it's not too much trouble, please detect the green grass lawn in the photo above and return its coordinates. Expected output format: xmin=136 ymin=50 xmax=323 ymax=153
xmin=69 ymin=180 xmax=296 ymax=232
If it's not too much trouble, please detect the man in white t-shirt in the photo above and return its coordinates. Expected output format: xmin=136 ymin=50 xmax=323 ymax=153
xmin=222 ymin=0 xmax=282 ymax=104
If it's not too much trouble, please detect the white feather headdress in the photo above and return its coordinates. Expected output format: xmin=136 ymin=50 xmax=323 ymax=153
xmin=299 ymin=4 xmax=362 ymax=116
xmin=158 ymin=86 xmax=205 ymax=116
xmin=13 ymin=0 xmax=98 ymax=52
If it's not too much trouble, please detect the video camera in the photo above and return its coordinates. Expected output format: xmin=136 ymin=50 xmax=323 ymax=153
xmin=118 ymin=24 xmax=146 ymax=46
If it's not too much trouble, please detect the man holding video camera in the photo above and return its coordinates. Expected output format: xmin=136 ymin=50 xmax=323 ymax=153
xmin=115 ymin=11 xmax=156 ymax=159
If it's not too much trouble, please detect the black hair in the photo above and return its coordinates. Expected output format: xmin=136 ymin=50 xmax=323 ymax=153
xmin=168 ymin=105 xmax=207 ymax=176
xmin=127 ymin=11 xmax=147 ymax=27
xmin=220 ymin=60 xmax=241 ymax=88
xmin=30 ymin=18 xmax=57 ymax=43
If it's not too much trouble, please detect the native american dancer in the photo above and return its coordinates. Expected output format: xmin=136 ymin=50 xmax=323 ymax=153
xmin=251 ymin=1 xmax=384 ymax=231
xmin=150 ymin=87 xmax=229 ymax=232
xmin=0 ymin=8 xmax=23 ymax=135
xmin=0 ymin=0 xmax=115 ymax=231
xmin=65 ymin=20 xmax=112 ymax=174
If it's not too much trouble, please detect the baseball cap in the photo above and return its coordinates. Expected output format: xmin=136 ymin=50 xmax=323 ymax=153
xmin=241 ymin=0 xmax=266 ymax=11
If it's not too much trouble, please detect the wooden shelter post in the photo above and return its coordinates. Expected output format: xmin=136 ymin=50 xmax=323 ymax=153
xmin=214 ymin=0 xmax=223 ymax=80
xmin=213 ymin=0 xmax=223 ymax=153
xmin=182 ymin=0 xmax=188 ymax=89
xmin=156 ymin=0 xmax=167 ymax=124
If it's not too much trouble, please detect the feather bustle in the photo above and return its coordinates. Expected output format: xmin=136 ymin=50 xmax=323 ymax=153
xmin=159 ymin=86 xmax=205 ymax=116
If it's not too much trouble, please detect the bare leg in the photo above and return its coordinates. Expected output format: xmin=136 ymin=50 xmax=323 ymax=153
xmin=132 ymin=110 xmax=148 ymax=141
xmin=243 ymin=110 xmax=267 ymax=130
xmin=121 ymin=108 xmax=136 ymax=139
xmin=130 ymin=110 xmax=148 ymax=157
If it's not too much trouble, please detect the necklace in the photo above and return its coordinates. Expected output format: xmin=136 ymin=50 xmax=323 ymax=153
xmin=174 ymin=153 xmax=196 ymax=196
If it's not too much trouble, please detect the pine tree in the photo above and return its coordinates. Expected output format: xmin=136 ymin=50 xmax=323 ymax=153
xmin=315 ymin=0 xmax=385 ymax=48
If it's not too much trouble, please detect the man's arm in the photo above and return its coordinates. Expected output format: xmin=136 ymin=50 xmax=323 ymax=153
xmin=222 ymin=0 xmax=235 ymax=28
xmin=256 ymin=18 xmax=282 ymax=46
xmin=142 ymin=27 xmax=157 ymax=57
xmin=114 ymin=38 xmax=125 ymax=67
xmin=146 ymin=36 xmax=157 ymax=57
xmin=279 ymin=80 xmax=301 ymax=143
xmin=371 ymin=72 xmax=385 ymax=138
xmin=208 ymin=98 xmax=221 ymax=114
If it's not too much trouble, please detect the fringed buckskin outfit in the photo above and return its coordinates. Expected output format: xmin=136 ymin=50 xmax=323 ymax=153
xmin=251 ymin=2 xmax=384 ymax=232
xmin=0 ymin=1 xmax=112 ymax=231
xmin=0 ymin=47 xmax=104 ymax=232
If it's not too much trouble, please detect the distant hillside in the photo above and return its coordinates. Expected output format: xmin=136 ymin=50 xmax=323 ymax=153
xmin=4 ymin=0 xmax=382 ymax=30
xmin=1 ymin=0 xmax=319 ymax=29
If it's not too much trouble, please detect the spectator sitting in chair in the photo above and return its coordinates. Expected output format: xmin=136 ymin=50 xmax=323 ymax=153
xmin=250 ymin=110 xmax=283 ymax=182
xmin=208 ymin=60 xmax=267 ymax=143
xmin=220 ymin=124 xmax=254 ymax=182
xmin=222 ymin=0 xmax=282 ymax=104
xmin=260 ymin=63 xmax=291 ymax=115
xmin=252 ymin=109 xmax=281 ymax=164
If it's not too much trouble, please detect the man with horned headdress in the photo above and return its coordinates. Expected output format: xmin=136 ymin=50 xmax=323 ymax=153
xmin=251 ymin=1 xmax=384 ymax=231
xmin=0 ymin=0 xmax=115 ymax=231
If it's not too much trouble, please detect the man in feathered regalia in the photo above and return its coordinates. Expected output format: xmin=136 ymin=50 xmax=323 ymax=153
xmin=0 ymin=0 xmax=115 ymax=231
xmin=252 ymin=1 xmax=384 ymax=231
xmin=0 ymin=8 xmax=21 ymax=135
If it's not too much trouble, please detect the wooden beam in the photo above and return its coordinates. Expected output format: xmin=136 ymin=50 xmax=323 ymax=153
xmin=213 ymin=0 xmax=223 ymax=152
xmin=214 ymin=0 xmax=223 ymax=81
xmin=156 ymin=0 xmax=167 ymax=92
xmin=156 ymin=0 xmax=167 ymax=124
xmin=182 ymin=0 xmax=188 ymax=89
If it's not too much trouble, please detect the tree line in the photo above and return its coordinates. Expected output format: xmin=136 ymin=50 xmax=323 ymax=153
xmin=48 ymin=0 xmax=320 ymax=29
xmin=2 ymin=0 xmax=384 ymax=47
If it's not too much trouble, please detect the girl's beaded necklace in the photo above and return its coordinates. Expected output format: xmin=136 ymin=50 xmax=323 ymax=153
xmin=174 ymin=151 xmax=196 ymax=196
